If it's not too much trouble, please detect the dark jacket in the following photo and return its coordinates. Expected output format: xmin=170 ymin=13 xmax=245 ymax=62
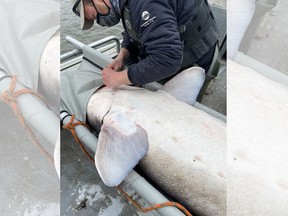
xmin=120 ymin=0 xmax=218 ymax=85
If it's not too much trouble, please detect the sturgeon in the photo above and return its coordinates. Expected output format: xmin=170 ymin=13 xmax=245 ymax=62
xmin=87 ymin=67 xmax=226 ymax=216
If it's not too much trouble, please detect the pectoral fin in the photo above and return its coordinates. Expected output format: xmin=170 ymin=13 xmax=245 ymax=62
xmin=95 ymin=112 xmax=149 ymax=186
xmin=162 ymin=67 xmax=205 ymax=106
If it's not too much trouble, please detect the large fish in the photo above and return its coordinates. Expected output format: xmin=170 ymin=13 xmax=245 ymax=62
xmin=87 ymin=67 xmax=226 ymax=216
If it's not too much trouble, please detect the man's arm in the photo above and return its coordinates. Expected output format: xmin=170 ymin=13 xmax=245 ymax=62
xmin=102 ymin=67 xmax=131 ymax=87
xmin=127 ymin=0 xmax=183 ymax=85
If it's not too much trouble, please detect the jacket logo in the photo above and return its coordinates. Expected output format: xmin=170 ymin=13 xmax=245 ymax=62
xmin=141 ymin=11 xmax=156 ymax=28
xmin=142 ymin=11 xmax=150 ymax=21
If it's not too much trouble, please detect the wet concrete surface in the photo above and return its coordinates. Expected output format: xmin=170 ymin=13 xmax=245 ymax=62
xmin=61 ymin=129 xmax=160 ymax=216
xmin=0 ymin=102 xmax=60 ymax=215
xmin=202 ymin=63 xmax=227 ymax=115
xmin=247 ymin=0 xmax=288 ymax=75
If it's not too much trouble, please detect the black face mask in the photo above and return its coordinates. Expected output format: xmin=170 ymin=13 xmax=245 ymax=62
xmin=94 ymin=1 xmax=120 ymax=27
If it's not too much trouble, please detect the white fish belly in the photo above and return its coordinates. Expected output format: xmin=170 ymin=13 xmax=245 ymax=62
xmin=228 ymin=60 xmax=288 ymax=216
xmin=87 ymin=86 xmax=226 ymax=216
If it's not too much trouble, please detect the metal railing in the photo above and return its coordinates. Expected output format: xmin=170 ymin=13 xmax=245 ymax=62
xmin=60 ymin=35 xmax=121 ymax=62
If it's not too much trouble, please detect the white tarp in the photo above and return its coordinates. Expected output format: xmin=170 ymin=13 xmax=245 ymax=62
xmin=0 ymin=0 xmax=59 ymax=90
xmin=61 ymin=60 xmax=103 ymax=122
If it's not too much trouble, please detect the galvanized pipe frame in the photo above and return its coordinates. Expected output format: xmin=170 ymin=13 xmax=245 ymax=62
xmin=235 ymin=52 xmax=288 ymax=87
xmin=60 ymin=35 xmax=121 ymax=62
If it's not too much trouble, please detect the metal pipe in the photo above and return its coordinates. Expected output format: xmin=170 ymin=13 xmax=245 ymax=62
xmin=143 ymin=82 xmax=227 ymax=121
xmin=60 ymin=110 xmax=186 ymax=216
xmin=61 ymin=35 xmax=121 ymax=61
xmin=235 ymin=52 xmax=288 ymax=87
xmin=65 ymin=36 xmax=85 ymax=49
xmin=0 ymin=70 xmax=59 ymax=146
xmin=195 ymin=102 xmax=226 ymax=122
xmin=60 ymin=110 xmax=98 ymax=152
xmin=124 ymin=171 xmax=186 ymax=216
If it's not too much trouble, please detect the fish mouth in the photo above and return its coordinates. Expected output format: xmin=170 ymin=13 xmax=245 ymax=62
xmin=95 ymin=84 xmax=106 ymax=91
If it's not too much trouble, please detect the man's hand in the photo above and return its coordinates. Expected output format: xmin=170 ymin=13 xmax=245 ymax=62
xmin=102 ymin=67 xmax=131 ymax=88
xmin=107 ymin=48 xmax=130 ymax=71
xmin=107 ymin=58 xmax=123 ymax=71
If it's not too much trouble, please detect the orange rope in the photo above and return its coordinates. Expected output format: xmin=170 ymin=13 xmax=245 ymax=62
xmin=62 ymin=114 xmax=94 ymax=162
xmin=0 ymin=76 xmax=53 ymax=164
xmin=116 ymin=186 xmax=193 ymax=216
xmin=63 ymin=117 xmax=193 ymax=216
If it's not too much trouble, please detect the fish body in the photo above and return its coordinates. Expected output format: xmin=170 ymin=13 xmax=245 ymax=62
xmin=87 ymin=68 xmax=226 ymax=216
